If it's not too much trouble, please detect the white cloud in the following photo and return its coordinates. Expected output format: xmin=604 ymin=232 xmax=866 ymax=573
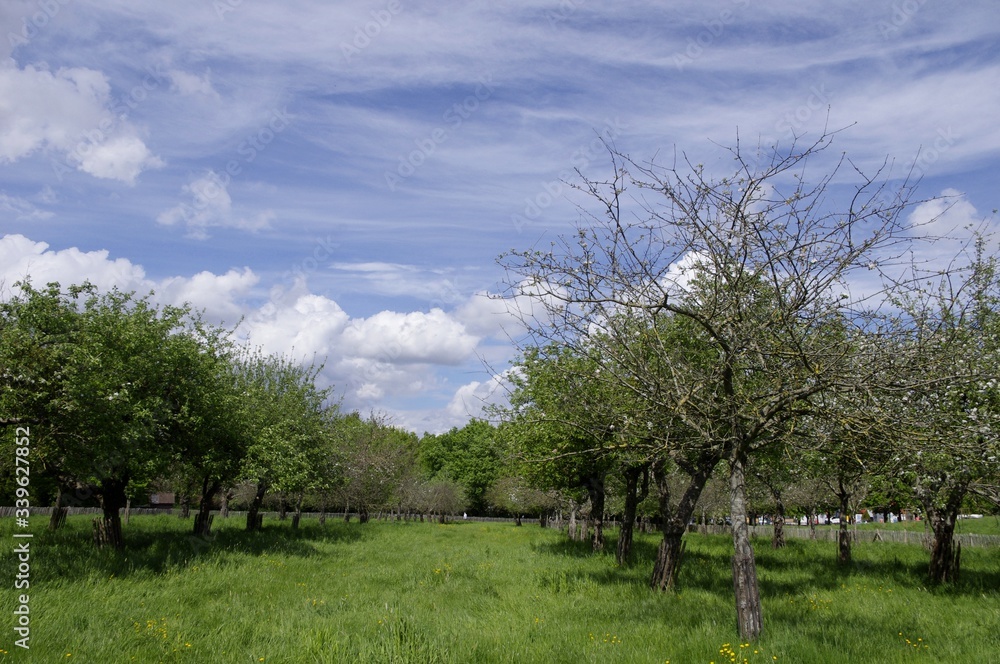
xmin=0 ymin=62 xmax=162 ymax=184
xmin=157 ymin=172 xmax=274 ymax=239
xmin=0 ymin=234 xmax=149 ymax=293
xmin=342 ymin=308 xmax=478 ymax=365
xmin=0 ymin=234 xmax=262 ymax=326
xmin=75 ymin=134 xmax=164 ymax=183
xmin=168 ymin=69 xmax=220 ymax=98
xmin=158 ymin=268 xmax=259 ymax=324
xmin=444 ymin=372 xmax=511 ymax=422
xmin=902 ymin=189 xmax=991 ymax=272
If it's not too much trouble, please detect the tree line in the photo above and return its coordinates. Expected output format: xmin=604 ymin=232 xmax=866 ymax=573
xmin=0 ymin=282 xmax=473 ymax=548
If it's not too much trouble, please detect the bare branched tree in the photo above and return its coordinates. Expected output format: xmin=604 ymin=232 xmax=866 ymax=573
xmin=499 ymin=130 xmax=934 ymax=640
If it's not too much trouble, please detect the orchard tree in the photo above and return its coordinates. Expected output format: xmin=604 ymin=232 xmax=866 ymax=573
xmin=500 ymin=131 xmax=928 ymax=639
xmin=237 ymin=350 xmax=336 ymax=532
xmin=890 ymin=241 xmax=1000 ymax=583
xmin=1 ymin=282 xmax=228 ymax=548
xmin=503 ymin=343 xmax=624 ymax=551
xmin=334 ymin=412 xmax=418 ymax=523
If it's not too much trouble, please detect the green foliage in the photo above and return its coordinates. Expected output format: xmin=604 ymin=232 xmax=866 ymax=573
xmin=236 ymin=349 xmax=339 ymax=498
xmin=419 ymin=419 xmax=502 ymax=513
xmin=0 ymin=282 xmax=238 ymax=510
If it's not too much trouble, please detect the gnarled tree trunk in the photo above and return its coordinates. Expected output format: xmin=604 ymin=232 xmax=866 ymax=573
xmin=246 ymin=481 xmax=267 ymax=532
xmin=95 ymin=477 xmax=128 ymax=550
xmin=650 ymin=457 xmax=716 ymax=591
xmin=194 ymin=477 xmax=220 ymax=537
xmin=616 ymin=464 xmax=649 ymax=566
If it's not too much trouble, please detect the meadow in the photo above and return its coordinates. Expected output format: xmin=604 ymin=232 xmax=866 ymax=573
xmin=0 ymin=515 xmax=998 ymax=663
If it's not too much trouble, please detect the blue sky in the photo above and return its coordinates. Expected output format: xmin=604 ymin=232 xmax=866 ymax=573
xmin=2 ymin=0 xmax=999 ymax=433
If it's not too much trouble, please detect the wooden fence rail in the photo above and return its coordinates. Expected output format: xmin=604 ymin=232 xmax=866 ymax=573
xmin=4 ymin=507 xmax=998 ymax=548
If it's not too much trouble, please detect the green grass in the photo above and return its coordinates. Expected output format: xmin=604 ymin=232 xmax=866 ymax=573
xmin=0 ymin=515 xmax=998 ymax=663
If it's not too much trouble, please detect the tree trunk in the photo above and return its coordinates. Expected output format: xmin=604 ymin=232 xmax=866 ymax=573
xmin=292 ymin=494 xmax=304 ymax=530
xmin=837 ymin=491 xmax=852 ymax=565
xmin=616 ymin=464 xmax=649 ymax=566
xmin=729 ymin=451 xmax=762 ymax=641
xmin=49 ymin=487 xmax=68 ymax=531
xmin=771 ymin=496 xmax=785 ymax=549
xmin=179 ymin=494 xmax=191 ymax=519
xmin=358 ymin=507 xmax=369 ymax=524
xmin=928 ymin=510 xmax=961 ymax=583
xmin=649 ymin=457 xmax=715 ymax=591
xmin=808 ymin=507 xmax=817 ymax=539
xmin=95 ymin=477 xmax=128 ymax=550
xmin=585 ymin=473 xmax=606 ymax=552
xmin=246 ymin=481 xmax=267 ymax=532
xmin=567 ymin=504 xmax=578 ymax=540
xmin=539 ymin=511 xmax=547 ymax=528
xmin=194 ymin=477 xmax=220 ymax=537
xmin=220 ymin=490 xmax=232 ymax=518
xmin=651 ymin=528 xmax=686 ymax=590
xmin=278 ymin=495 xmax=288 ymax=520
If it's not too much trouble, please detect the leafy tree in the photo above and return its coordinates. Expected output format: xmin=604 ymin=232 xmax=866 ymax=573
xmin=419 ymin=419 xmax=502 ymax=514
xmin=334 ymin=412 xmax=418 ymax=523
xmin=1 ymin=282 xmax=228 ymax=548
xmin=236 ymin=350 xmax=336 ymax=531
xmin=504 ymin=344 xmax=621 ymax=551
xmin=889 ymin=241 xmax=1000 ymax=582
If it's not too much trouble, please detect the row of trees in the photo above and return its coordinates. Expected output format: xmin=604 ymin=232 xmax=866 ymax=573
xmin=0 ymin=282 xmax=464 ymax=548
xmin=496 ymin=132 xmax=1000 ymax=639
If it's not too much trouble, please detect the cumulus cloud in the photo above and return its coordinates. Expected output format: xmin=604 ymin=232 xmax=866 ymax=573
xmin=900 ymin=189 xmax=991 ymax=273
xmin=342 ymin=309 xmax=477 ymax=365
xmin=157 ymin=172 xmax=274 ymax=239
xmin=0 ymin=62 xmax=163 ymax=184
xmin=0 ymin=234 xmax=262 ymax=327
xmin=158 ymin=268 xmax=259 ymax=324
xmin=444 ymin=371 xmax=512 ymax=422
xmin=0 ymin=234 xmax=149 ymax=292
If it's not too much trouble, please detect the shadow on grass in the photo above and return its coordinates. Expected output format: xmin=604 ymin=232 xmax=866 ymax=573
xmin=526 ymin=528 xmax=1000 ymax=600
xmin=753 ymin=536 xmax=1000 ymax=597
xmin=16 ymin=515 xmax=373 ymax=583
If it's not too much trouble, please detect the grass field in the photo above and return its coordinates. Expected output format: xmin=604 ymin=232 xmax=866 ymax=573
xmin=1 ymin=515 xmax=998 ymax=663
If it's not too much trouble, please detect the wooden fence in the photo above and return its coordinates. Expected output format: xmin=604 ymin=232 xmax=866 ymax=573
xmin=4 ymin=507 xmax=998 ymax=548
xmin=695 ymin=523 xmax=1000 ymax=548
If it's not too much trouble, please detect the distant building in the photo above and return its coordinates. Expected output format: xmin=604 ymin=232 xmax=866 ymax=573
xmin=149 ymin=492 xmax=175 ymax=508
